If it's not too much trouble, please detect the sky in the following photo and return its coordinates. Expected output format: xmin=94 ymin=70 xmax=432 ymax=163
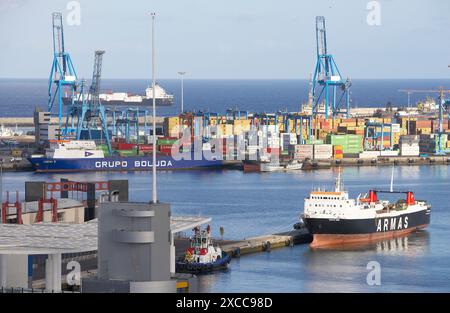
xmin=0 ymin=0 xmax=449 ymax=79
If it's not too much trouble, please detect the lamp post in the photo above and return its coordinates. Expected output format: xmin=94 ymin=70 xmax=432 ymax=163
xmin=0 ymin=159 xmax=3 ymax=222
xmin=178 ymin=71 xmax=186 ymax=113
xmin=151 ymin=12 xmax=157 ymax=204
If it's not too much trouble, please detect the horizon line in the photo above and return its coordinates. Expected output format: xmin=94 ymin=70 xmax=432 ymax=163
xmin=1 ymin=77 xmax=450 ymax=81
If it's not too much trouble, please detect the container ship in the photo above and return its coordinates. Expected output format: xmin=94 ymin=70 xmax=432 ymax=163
xmin=28 ymin=140 xmax=223 ymax=172
xmin=63 ymin=83 xmax=173 ymax=107
xmin=302 ymin=172 xmax=431 ymax=248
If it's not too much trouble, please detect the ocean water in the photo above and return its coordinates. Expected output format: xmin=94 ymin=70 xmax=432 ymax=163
xmin=1 ymin=165 xmax=449 ymax=292
xmin=1 ymin=78 xmax=450 ymax=117
xmin=1 ymin=78 xmax=450 ymax=292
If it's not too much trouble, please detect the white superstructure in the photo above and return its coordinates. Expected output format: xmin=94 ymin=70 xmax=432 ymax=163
xmin=144 ymin=83 xmax=173 ymax=101
xmin=185 ymin=226 xmax=223 ymax=264
xmin=45 ymin=140 xmax=104 ymax=159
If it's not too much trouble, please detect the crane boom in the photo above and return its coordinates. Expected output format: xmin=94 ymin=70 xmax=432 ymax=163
xmin=52 ymin=12 xmax=66 ymax=76
xmin=316 ymin=16 xmax=328 ymax=57
xmin=48 ymin=12 xmax=78 ymax=129
xmin=89 ymin=50 xmax=105 ymax=104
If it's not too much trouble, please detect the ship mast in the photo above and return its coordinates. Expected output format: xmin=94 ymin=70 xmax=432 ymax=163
xmin=390 ymin=165 xmax=395 ymax=192
xmin=335 ymin=168 xmax=342 ymax=192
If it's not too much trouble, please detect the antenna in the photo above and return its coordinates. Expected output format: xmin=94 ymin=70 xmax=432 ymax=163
xmin=151 ymin=12 xmax=157 ymax=204
xmin=390 ymin=165 xmax=394 ymax=192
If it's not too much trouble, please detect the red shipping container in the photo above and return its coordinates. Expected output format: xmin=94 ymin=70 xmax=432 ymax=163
xmin=138 ymin=145 xmax=154 ymax=152
xmin=114 ymin=137 xmax=126 ymax=143
xmin=118 ymin=143 xmax=137 ymax=150
xmin=158 ymin=144 xmax=173 ymax=150
xmin=267 ymin=148 xmax=280 ymax=154
xmin=415 ymin=120 xmax=432 ymax=128
xmin=159 ymin=148 xmax=172 ymax=156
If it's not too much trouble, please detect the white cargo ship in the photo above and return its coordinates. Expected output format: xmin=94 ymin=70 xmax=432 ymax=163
xmin=63 ymin=83 xmax=174 ymax=106
xmin=302 ymin=171 xmax=431 ymax=248
xmin=28 ymin=140 xmax=224 ymax=172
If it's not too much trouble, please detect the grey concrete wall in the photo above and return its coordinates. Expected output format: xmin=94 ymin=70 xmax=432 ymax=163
xmin=97 ymin=202 xmax=172 ymax=283
xmin=108 ymin=180 xmax=129 ymax=202
xmin=150 ymin=203 xmax=171 ymax=281
xmin=0 ymin=255 xmax=29 ymax=289
xmin=82 ymin=279 xmax=176 ymax=293
xmin=82 ymin=278 xmax=131 ymax=293
xmin=25 ymin=181 xmax=46 ymax=202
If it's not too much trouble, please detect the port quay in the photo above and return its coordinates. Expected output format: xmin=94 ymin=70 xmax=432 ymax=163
xmin=1 ymin=1 xmax=450 ymax=305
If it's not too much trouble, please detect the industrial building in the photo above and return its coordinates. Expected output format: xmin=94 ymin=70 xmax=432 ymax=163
xmin=0 ymin=199 xmax=210 ymax=293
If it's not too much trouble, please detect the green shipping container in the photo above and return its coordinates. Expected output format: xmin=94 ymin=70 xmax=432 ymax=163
xmin=326 ymin=134 xmax=363 ymax=153
xmin=119 ymin=150 xmax=140 ymax=156
xmin=305 ymin=139 xmax=324 ymax=144
xmin=157 ymin=139 xmax=177 ymax=146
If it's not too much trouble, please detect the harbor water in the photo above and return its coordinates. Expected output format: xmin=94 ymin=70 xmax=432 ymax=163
xmin=2 ymin=165 xmax=449 ymax=292
xmin=2 ymin=78 xmax=450 ymax=117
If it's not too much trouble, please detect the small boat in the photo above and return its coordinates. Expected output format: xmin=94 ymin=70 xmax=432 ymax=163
xmin=282 ymin=160 xmax=303 ymax=171
xmin=260 ymin=161 xmax=284 ymax=172
xmin=260 ymin=160 xmax=303 ymax=172
xmin=176 ymin=225 xmax=231 ymax=274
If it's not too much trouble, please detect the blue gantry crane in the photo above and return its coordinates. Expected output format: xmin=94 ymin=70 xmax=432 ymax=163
xmin=311 ymin=16 xmax=351 ymax=118
xmin=435 ymin=88 xmax=450 ymax=155
xmin=64 ymin=51 xmax=112 ymax=155
xmin=109 ymin=108 xmax=152 ymax=144
xmin=48 ymin=12 xmax=77 ymax=129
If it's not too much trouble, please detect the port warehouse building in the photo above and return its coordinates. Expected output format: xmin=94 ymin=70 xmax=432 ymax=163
xmin=0 ymin=215 xmax=211 ymax=293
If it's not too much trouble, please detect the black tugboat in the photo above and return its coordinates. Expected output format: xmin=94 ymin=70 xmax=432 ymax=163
xmin=176 ymin=225 xmax=231 ymax=274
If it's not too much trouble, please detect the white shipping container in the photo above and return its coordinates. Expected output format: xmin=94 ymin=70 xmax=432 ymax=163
xmin=289 ymin=144 xmax=313 ymax=152
xmin=313 ymin=144 xmax=333 ymax=159
xmin=400 ymin=150 xmax=419 ymax=156
xmin=267 ymin=125 xmax=279 ymax=134
xmin=292 ymin=152 xmax=313 ymax=160
xmin=400 ymin=144 xmax=420 ymax=156
xmin=380 ymin=150 xmax=399 ymax=156
xmin=314 ymin=153 xmax=332 ymax=159
xmin=359 ymin=151 xmax=381 ymax=159
xmin=391 ymin=123 xmax=401 ymax=133
xmin=313 ymin=144 xmax=332 ymax=152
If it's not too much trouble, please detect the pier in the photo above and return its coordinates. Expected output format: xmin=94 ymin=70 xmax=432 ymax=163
xmin=175 ymin=229 xmax=312 ymax=259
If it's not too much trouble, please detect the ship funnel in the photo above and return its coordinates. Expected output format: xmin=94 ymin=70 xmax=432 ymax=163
xmin=369 ymin=190 xmax=378 ymax=203
xmin=406 ymin=192 xmax=415 ymax=205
